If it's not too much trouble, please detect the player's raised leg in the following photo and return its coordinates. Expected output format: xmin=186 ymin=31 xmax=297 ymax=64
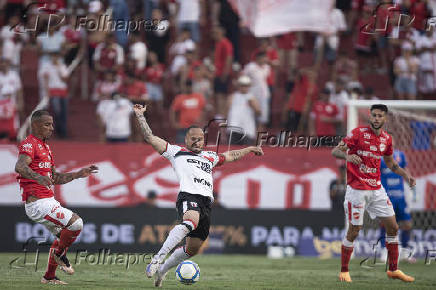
xmin=146 ymin=210 xmax=199 ymax=278
xmin=154 ymin=237 xmax=203 ymax=287
xmin=381 ymin=216 xmax=414 ymax=282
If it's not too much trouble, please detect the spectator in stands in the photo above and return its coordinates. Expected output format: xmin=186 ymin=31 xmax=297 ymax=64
xmin=174 ymin=0 xmax=205 ymax=43
xmin=87 ymin=0 xmax=110 ymax=69
xmin=192 ymin=63 xmax=213 ymax=103
xmin=0 ymin=84 xmax=19 ymax=141
xmin=276 ymin=32 xmax=300 ymax=71
xmin=0 ymin=58 xmax=23 ymax=118
xmin=129 ymin=33 xmax=148 ymax=71
xmin=212 ymin=0 xmax=241 ymax=63
xmin=144 ymin=190 xmax=158 ymax=207
xmin=37 ymin=24 xmax=66 ymax=99
xmin=1 ymin=14 xmax=28 ymax=71
xmin=330 ymin=165 xmax=347 ymax=212
xmin=333 ymin=51 xmax=359 ymax=87
xmin=354 ymin=6 xmax=376 ymax=72
xmin=227 ymin=75 xmax=260 ymax=145
xmin=283 ymin=68 xmax=318 ymax=135
xmin=96 ymin=92 xmax=133 ymax=143
xmin=415 ymin=29 xmax=436 ymax=96
xmin=243 ymin=52 xmax=271 ymax=130
xmin=329 ymin=79 xmax=349 ymax=135
xmin=213 ymin=26 xmax=233 ymax=117
xmin=95 ymin=70 xmax=122 ymax=101
xmin=310 ymin=88 xmax=340 ymax=142
xmin=170 ymin=80 xmax=206 ymax=144
xmin=314 ymin=7 xmax=347 ymax=72
xmin=393 ymin=41 xmax=419 ymax=99
xmin=145 ymin=8 xmax=170 ymax=63
xmin=179 ymin=48 xmax=202 ymax=93
xmin=170 ymin=29 xmax=195 ymax=77
xmin=93 ymin=33 xmax=124 ymax=100
xmin=252 ymin=38 xmax=279 ymax=97
xmin=144 ymin=51 xmax=165 ymax=106
xmin=109 ymin=0 xmax=130 ymax=48
xmin=40 ymin=52 xmax=71 ymax=139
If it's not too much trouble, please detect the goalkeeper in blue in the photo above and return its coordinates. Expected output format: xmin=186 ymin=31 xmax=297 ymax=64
xmin=379 ymin=150 xmax=415 ymax=263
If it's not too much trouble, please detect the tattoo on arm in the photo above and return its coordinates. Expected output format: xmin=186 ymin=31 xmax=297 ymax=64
xmin=52 ymin=171 xmax=76 ymax=185
xmin=15 ymin=155 xmax=42 ymax=180
xmin=332 ymin=142 xmax=348 ymax=160
xmin=391 ymin=163 xmax=400 ymax=173
xmin=136 ymin=114 xmax=153 ymax=141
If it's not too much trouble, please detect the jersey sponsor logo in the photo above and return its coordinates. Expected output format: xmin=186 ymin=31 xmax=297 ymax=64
xmin=38 ymin=161 xmax=52 ymax=169
xmin=51 ymin=205 xmax=60 ymax=213
xmin=387 ymin=178 xmax=401 ymax=186
xmin=56 ymin=212 xmax=65 ymax=219
xmin=356 ymin=150 xmax=381 ymax=159
xmin=380 ymin=143 xmax=386 ymax=152
xmin=193 ymin=177 xmax=212 ymax=188
xmin=364 ymin=141 xmax=370 ymax=144
xmin=364 ymin=133 xmax=371 ymax=139
xmin=370 ymin=145 xmax=377 ymax=151
xmin=380 ymin=137 xmax=386 ymax=143
xmin=353 ymin=204 xmax=363 ymax=209
xmin=359 ymin=164 xmax=377 ymax=174
xmin=353 ymin=212 xmax=360 ymax=220
xmin=359 ymin=177 xmax=378 ymax=186
xmin=360 ymin=128 xmax=368 ymax=132
xmin=187 ymin=159 xmax=212 ymax=173
xmin=21 ymin=143 xmax=32 ymax=152
xmin=190 ymin=202 xmax=198 ymax=208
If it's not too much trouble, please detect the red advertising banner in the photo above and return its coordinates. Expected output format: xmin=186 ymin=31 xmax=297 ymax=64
xmin=0 ymin=143 xmax=435 ymax=209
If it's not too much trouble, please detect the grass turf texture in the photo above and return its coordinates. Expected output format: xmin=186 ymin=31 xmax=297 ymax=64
xmin=1 ymin=253 xmax=435 ymax=289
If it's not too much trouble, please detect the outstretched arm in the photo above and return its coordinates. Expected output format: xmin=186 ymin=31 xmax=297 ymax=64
xmin=133 ymin=104 xmax=168 ymax=154
xmin=52 ymin=165 xmax=98 ymax=185
xmin=222 ymin=146 xmax=264 ymax=164
xmin=383 ymin=155 xmax=416 ymax=187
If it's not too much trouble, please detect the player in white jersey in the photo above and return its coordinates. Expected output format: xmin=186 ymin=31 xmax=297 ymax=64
xmin=133 ymin=104 xmax=263 ymax=287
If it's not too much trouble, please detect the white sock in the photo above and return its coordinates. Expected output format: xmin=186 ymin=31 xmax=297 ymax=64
xmin=155 ymin=222 xmax=194 ymax=260
xmin=159 ymin=246 xmax=190 ymax=274
xmin=342 ymin=237 xmax=354 ymax=247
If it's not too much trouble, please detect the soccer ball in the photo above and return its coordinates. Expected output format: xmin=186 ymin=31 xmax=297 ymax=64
xmin=175 ymin=260 xmax=200 ymax=285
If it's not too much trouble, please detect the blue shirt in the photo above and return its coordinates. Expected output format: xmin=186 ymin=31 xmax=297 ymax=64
xmin=380 ymin=150 xmax=407 ymax=198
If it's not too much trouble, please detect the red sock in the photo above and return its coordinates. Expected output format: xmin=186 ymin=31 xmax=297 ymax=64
xmin=55 ymin=228 xmax=81 ymax=255
xmin=386 ymin=242 xmax=399 ymax=271
xmin=45 ymin=239 xmax=59 ymax=278
xmin=341 ymin=245 xmax=354 ymax=272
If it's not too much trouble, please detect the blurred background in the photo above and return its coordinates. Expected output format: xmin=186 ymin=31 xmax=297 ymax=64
xmin=0 ymin=0 xmax=435 ymax=259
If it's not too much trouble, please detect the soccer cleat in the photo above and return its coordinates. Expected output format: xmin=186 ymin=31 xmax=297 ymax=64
xmin=146 ymin=255 xmax=164 ymax=278
xmin=387 ymin=270 xmax=415 ymax=282
xmin=53 ymin=250 xmax=72 ymax=271
xmin=41 ymin=276 xmax=68 ymax=285
xmin=339 ymin=272 xmax=352 ymax=282
xmin=154 ymin=268 xmax=168 ymax=287
xmin=59 ymin=264 xmax=75 ymax=275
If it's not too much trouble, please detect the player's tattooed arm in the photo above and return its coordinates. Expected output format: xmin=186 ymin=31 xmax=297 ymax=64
xmin=15 ymin=154 xmax=53 ymax=187
xmin=52 ymin=165 xmax=98 ymax=185
xmin=223 ymin=146 xmax=264 ymax=163
xmin=383 ymin=155 xmax=416 ymax=187
xmin=133 ymin=104 xmax=167 ymax=154
xmin=332 ymin=141 xmax=361 ymax=165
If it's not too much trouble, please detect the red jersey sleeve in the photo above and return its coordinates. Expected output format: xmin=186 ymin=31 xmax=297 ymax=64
xmin=18 ymin=140 xmax=35 ymax=159
xmin=343 ymin=128 xmax=360 ymax=149
xmin=384 ymin=135 xmax=394 ymax=156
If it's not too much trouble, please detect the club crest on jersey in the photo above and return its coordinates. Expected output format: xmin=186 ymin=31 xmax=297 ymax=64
xmin=380 ymin=137 xmax=386 ymax=143
xmin=353 ymin=212 xmax=360 ymax=220
xmin=38 ymin=144 xmax=43 ymax=150
xmin=22 ymin=143 xmax=32 ymax=152
xmin=380 ymin=143 xmax=386 ymax=152
xmin=364 ymin=133 xmax=371 ymax=139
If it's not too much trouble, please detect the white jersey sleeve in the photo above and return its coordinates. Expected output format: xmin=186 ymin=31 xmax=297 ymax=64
xmin=205 ymin=151 xmax=225 ymax=168
xmin=162 ymin=143 xmax=182 ymax=161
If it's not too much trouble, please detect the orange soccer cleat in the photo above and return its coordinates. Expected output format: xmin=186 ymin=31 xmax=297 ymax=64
xmin=387 ymin=270 xmax=415 ymax=282
xmin=339 ymin=272 xmax=352 ymax=282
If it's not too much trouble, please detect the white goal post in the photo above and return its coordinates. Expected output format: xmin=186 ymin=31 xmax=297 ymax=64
xmin=347 ymin=100 xmax=436 ymax=133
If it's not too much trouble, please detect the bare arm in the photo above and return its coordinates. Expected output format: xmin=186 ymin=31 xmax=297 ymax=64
xmin=133 ymin=104 xmax=167 ymax=154
xmin=52 ymin=165 xmax=98 ymax=185
xmin=15 ymin=154 xmax=52 ymax=186
xmin=222 ymin=146 xmax=264 ymax=164
xmin=383 ymin=155 xmax=416 ymax=187
xmin=331 ymin=141 xmax=362 ymax=164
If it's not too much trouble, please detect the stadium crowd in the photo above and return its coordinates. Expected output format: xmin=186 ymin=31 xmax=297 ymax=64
xmin=0 ymin=0 xmax=435 ymax=143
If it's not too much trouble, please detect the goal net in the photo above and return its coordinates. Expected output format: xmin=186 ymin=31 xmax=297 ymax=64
xmin=347 ymin=100 xmax=436 ymax=259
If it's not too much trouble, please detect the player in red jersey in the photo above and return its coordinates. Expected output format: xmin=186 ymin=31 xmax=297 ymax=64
xmin=14 ymin=110 xmax=98 ymax=285
xmin=332 ymin=104 xmax=415 ymax=283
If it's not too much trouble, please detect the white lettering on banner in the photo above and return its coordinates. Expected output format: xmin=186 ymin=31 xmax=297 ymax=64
xmin=61 ymin=161 xmax=127 ymax=207
xmin=251 ymin=226 xmax=300 ymax=247
xmin=101 ymin=224 xmax=134 ymax=244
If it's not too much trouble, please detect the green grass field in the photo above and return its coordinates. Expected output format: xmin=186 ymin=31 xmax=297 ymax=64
xmin=1 ymin=253 xmax=435 ymax=289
